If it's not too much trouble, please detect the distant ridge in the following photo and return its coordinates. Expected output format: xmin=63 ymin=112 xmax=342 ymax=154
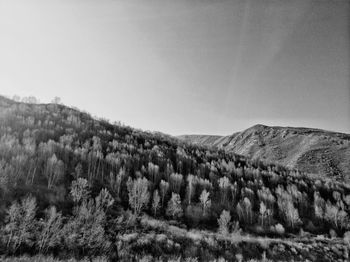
xmin=178 ymin=124 xmax=350 ymax=181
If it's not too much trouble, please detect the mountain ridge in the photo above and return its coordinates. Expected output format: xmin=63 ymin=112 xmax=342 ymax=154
xmin=178 ymin=124 xmax=350 ymax=181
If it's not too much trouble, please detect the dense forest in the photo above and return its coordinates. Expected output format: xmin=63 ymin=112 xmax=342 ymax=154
xmin=0 ymin=96 xmax=349 ymax=261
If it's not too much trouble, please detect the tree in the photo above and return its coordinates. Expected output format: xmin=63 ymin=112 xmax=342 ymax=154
xmin=63 ymin=199 xmax=109 ymax=254
xmin=51 ymin=97 xmax=61 ymax=104
xmin=230 ymin=182 xmax=238 ymax=205
xmin=259 ymin=202 xmax=268 ymax=227
xmin=197 ymin=178 xmax=212 ymax=192
xmin=37 ymin=206 xmax=63 ymax=253
xmin=287 ymin=184 xmax=302 ymax=204
xmin=169 ymin=173 xmax=183 ymax=194
xmin=63 ymin=186 xmax=111 ymax=255
xmin=12 ymin=95 xmax=21 ymax=102
xmin=74 ymin=163 xmax=83 ymax=179
xmin=152 ymin=190 xmax=160 ymax=216
xmin=70 ymin=178 xmax=90 ymax=204
xmin=314 ymin=191 xmax=325 ymax=220
xmin=276 ymin=186 xmax=301 ymax=228
xmin=166 ymin=193 xmax=183 ymax=219
xmin=258 ymin=186 xmax=276 ymax=209
xmin=127 ymin=177 xmax=150 ymax=216
xmin=164 ymin=161 xmax=174 ymax=181
xmin=218 ymin=210 xmax=231 ymax=235
xmin=95 ymin=188 xmax=114 ymax=210
xmin=236 ymin=197 xmax=253 ymax=225
xmin=218 ymin=176 xmax=231 ymax=206
xmin=110 ymin=168 xmax=125 ymax=200
xmin=160 ymin=180 xmax=169 ymax=208
xmin=148 ymin=162 xmax=160 ymax=184
xmin=199 ymin=189 xmax=211 ymax=216
xmin=325 ymin=200 xmax=349 ymax=229
xmin=45 ymin=154 xmax=64 ymax=189
xmin=186 ymin=174 xmax=197 ymax=205
xmin=3 ymin=195 xmax=37 ymax=253
xmin=21 ymin=96 xmax=39 ymax=104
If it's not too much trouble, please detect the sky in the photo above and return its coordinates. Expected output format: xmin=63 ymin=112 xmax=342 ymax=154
xmin=0 ymin=0 xmax=349 ymax=135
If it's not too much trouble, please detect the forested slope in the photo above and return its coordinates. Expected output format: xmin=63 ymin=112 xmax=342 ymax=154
xmin=0 ymin=96 xmax=350 ymax=261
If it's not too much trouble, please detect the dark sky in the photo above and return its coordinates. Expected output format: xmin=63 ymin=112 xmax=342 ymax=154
xmin=0 ymin=0 xmax=349 ymax=135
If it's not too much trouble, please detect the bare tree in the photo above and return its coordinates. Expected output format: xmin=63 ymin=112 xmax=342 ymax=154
xmin=218 ymin=176 xmax=231 ymax=206
xmin=218 ymin=210 xmax=231 ymax=235
xmin=45 ymin=154 xmax=64 ymax=189
xmin=186 ymin=174 xmax=197 ymax=205
xmin=148 ymin=162 xmax=160 ymax=184
xmin=237 ymin=197 xmax=253 ymax=224
xmin=4 ymin=195 xmax=37 ymax=253
xmin=95 ymin=188 xmax=115 ymax=210
xmin=12 ymin=95 xmax=21 ymax=102
xmin=199 ymin=189 xmax=211 ymax=215
xmin=160 ymin=180 xmax=169 ymax=208
xmin=127 ymin=177 xmax=150 ymax=216
xmin=152 ymin=189 xmax=160 ymax=216
xmin=51 ymin=96 xmax=62 ymax=104
xmin=169 ymin=173 xmax=183 ymax=194
xmin=110 ymin=168 xmax=125 ymax=200
xmin=70 ymin=178 xmax=90 ymax=204
xmin=276 ymin=186 xmax=301 ymax=228
xmin=37 ymin=206 xmax=63 ymax=253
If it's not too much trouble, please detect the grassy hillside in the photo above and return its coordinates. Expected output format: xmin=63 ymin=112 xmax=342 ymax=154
xmin=0 ymin=96 xmax=350 ymax=261
xmin=178 ymin=124 xmax=350 ymax=181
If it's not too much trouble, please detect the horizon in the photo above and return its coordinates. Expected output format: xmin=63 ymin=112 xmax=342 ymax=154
xmin=1 ymin=0 xmax=349 ymax=136
xmin=1 ymin=93 xmax=349 ymax=137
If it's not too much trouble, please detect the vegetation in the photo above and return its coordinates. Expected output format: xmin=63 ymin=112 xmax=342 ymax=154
xmin=0 ymin=95 xmax=349 ymax=261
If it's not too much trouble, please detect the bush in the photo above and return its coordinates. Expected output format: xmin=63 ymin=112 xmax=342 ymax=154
xmin=344 ymin=231 xmax=350 ymax=248
xmin=185 ymin=205 xmax=208 ymax=226
xmin=218 ymin=210 xmax=231 ymax=235
xmin=0 ymin=255 xmax=108 ymax=262
xmin=274 ymin=223 xmax=285 ymax=235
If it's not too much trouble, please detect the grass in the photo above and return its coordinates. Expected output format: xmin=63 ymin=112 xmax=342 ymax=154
xmin=0 ymin=255 xmax=108 ymax=262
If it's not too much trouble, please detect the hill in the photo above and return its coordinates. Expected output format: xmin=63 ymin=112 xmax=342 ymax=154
xmin=0 ymin=95 xmax=350 ymax=261
xmin=178 ymin=124 xmax=350 ymax=181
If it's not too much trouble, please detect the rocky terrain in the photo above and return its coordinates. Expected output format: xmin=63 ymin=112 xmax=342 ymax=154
xmin=179 ymin=124 xmax=350 ymax=181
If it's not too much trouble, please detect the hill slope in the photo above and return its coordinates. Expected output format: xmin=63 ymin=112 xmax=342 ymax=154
xmin=179 ymin=124 xmax=350 ymax=181
xmin=1 ymin=95 xmax=350 ymax=261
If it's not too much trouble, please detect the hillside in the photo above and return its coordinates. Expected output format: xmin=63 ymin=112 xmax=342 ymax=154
xmin=0 ymin=96 xmax=350 ymax=261
xmin=179 ymin=124 xmax=350 ymax=181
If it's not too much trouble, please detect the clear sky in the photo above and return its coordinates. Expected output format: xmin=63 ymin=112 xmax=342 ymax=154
xmin=0 ymin=0 xmax=349 ymax=135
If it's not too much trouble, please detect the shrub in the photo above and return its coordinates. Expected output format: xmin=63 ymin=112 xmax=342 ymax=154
xmin=166 ymin=193 xmax=183 ymax=219
xmin=218 ymin=210 xmax=231 ymax=235
xmin=274 ymin=223 xmax=285 ymax=235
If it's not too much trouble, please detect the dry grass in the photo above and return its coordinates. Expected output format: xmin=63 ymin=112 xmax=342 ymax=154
xmin=0 ymin=255 xmax=108 ymax=262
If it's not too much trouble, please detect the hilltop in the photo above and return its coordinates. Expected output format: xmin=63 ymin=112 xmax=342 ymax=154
xmin=179 ymin=124 xmax=350 ymax=181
